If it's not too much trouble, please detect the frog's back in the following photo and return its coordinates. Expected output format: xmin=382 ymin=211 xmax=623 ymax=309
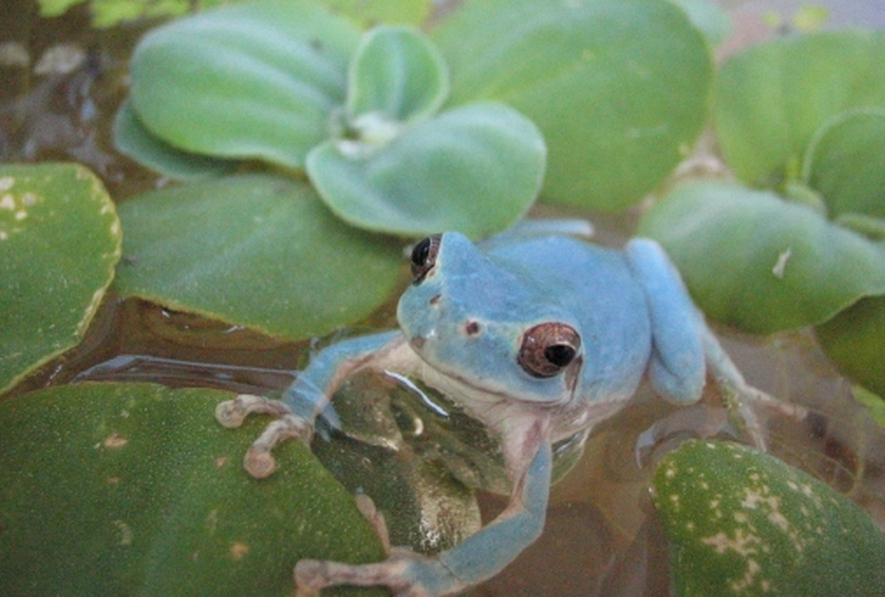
xmin=487 ymin=236 xmax=652 ymax=401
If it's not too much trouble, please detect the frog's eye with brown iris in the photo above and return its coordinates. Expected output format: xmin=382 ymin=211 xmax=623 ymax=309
xmin=410 ymin=234 xmax=442 ymax=284
xmin=518 ymin=322 xmax=581 ymax=378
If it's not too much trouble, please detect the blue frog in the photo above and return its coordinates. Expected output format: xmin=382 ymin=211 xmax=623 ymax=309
xmin=216 ymin=222 xmax=778 ymax=597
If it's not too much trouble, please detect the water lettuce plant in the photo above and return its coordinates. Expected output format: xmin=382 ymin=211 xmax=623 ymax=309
xmin=639 ymin=30 xmax=885 ymax=396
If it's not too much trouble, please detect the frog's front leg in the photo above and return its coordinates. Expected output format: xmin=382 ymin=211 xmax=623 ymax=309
xmin=295 ymin=419 xmax=553 ymax=597
xmin=215 ymin=330 xmax=407 ymax=478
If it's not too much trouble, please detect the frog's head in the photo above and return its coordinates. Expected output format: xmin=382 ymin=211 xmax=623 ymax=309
xmin=397 ymin=232 xmax=584 ymax=406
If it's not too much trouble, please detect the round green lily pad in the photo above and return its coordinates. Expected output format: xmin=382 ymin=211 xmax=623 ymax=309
xmin=0 ymin=163 xmax=121 ymax=394
xmin=653 ymin=440 xmax=885 ymax=597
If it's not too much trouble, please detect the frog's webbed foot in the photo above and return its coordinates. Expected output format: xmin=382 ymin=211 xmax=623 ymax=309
xmin=719 ymin=379 xmax=809 ymax=453
xmin=215 ymin=394 xmax=314 ymax=478
xmin=295 ymin=550 xmax=459 ymax=597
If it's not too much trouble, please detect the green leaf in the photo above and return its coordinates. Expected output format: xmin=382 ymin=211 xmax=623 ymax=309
xmin=803 ymin=108 xmax=885 ymax=219
xmin=347 ymin=26 xmax=449 ymax=126
xmin=0 ymin=163 xmax=121 ymax=394
xmin=0 ymin=382 xmax=386 ymax=597
xmin=113 ymin=174 xmax=402 ymax=341
xmin=432 ymin=0 xmax=712 ymax=210
xmin=638 ymin=180 xmax=885 ymax=333
xmin=816 ymin=294 xmax=885 ymax=398
xmin=317 ymin=0 xmax=430 ymax=27
xmin=128 ymin=0 xmax=360 ymax=169
xmin=113 ymin=100 xmax=238 ymax=181
xmin=668 ymin=0 xmax=731 ymax=47
xmin=307 ymin=102 xmax=545 ymax=237
xmin=653 ymin=440 xmax=885 ymax=597
xmin=714 ymin=31 xmax=885 ymax=187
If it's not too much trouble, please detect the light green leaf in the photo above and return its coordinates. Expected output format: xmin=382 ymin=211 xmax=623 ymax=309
xmin=0 ymin=163 xmax=121 ymax=394
xmin=128 ymin=0 xmax=360 ymax=169
xmin=803 ymin=108 xmax=885 ymax=220
xmin=638 ymin=180 xmax=885 ymax=333
xmin=307 ymin=102 xmax=545 ymax=237
xmin=113 ymin=174 xmax=402 ymax=341
xmin=714 ymin=30 xmax=885 ymax=187
xmin=0 ymin=382 xmax=386 ymax=597
xmin=816 ymin=294 xmax=885 ymax=398
xmin=653 ymin=440 xmax=885 ymax=597
xmin=113 ymin=100 xmax=238 ymax=181
xmin=347 ymin=26 xmax=448 ymax=126
xmin=317 ymin=0 xmax=430 ymax=27
xmin=668 ymin=0 xmax=731 ymax=47
xmin=433 ymin=0 xmax=712 ymax=210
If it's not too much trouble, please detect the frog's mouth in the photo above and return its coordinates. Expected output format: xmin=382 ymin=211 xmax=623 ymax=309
xmin=405 ymin=334 xmax=583 ymax=409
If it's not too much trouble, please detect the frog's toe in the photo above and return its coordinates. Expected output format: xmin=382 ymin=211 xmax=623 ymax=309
xmin=244 ymin=414 xmax=314 ymax=478
xmin=295 ymin=551 xmax=444 ymax=597
xmin=215 ymin=394 xmax=292 ymax=428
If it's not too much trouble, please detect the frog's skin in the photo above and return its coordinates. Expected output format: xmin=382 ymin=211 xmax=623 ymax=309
xmin=216 ymin=222 xmax=778 ymax=597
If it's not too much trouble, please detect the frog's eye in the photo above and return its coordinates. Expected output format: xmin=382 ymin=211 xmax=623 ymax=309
xmin=518 ymin=323 xmax=581 ymax=378
xmin=410 ymin=234 xmax=442 ymax=284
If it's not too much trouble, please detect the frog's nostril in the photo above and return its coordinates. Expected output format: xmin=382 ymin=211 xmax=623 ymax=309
xmin=464 ymin=321 xmax=480 ymax=336
xmin=429 ymin=293 xmax=441 ymax=306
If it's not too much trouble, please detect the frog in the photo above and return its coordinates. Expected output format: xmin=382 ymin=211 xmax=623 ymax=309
xmin=215 ymin=221 xmax=782 ymax=597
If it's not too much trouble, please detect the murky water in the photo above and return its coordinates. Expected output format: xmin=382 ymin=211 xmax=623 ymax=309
xmin=2 ymin=1 xmax=885 ymax=596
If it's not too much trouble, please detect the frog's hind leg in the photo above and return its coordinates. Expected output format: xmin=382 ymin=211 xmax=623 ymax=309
xmin=702 ymin=329 xmax=808 ymax=451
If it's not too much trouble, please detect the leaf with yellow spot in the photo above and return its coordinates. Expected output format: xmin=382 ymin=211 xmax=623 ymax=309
xmin=0 ymin=163 xmax=121 ymax=394
xmin=653 ymin=440 xmax=885 ymax=597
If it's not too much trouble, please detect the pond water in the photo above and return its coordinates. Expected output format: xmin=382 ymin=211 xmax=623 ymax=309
xmin=2 ymin=1 xmax=885 ymax=596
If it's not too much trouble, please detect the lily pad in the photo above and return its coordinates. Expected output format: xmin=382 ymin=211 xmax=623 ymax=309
xmin=652 ymin=440 xmax=885 ymax=597
xmin=714 ymin=30 xmax=885 ymax=187
xmin=638 ymin=180 xmax=885 ymax=334
xmin=113 ymin=174 xmax=402 ymax=341
xmin=0 ymin=163 xmax=121 ymax=394
xmin=432 ymin=0 xmax=712 ymax=210
xmin=128 ymin=0 xmax=360 ymax=169
xmin=346 ymin=26 xmax=449 ymax=126
xmin=307 ymin=102 xmax=545 ymax=237
xmin=0 ymin=382 xmax=386 ymax=597
xmin=802 ymin=108 xmax=885 ymax=220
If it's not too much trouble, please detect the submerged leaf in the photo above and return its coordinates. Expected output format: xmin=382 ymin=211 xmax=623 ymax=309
xmin=638 ymin=180 xmax=885 ymax=333
xmin=0 ymin=163 xmax=121 ymax=394
xmin=307 ymin=102 xmax=545 ymax=237
xmin=113 ymin=174 xmax=402 ymax=341
xmin=0 ymin=383 xmax=386 ymax=597
xmin=128 ymin=0 xmax=360 ymax=169
xmin=433 ymin=0 xmax=712 ymax=210
xmin=653 ymin=440 xmax=885 ymax=597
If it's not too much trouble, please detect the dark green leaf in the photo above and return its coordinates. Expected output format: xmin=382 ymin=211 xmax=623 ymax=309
xmin=433 ymin=0 xmax=712 ymax=210
xmin=113 ymin=174 xmax=402 ymax=341
xmin=0 ymin=163 xmax=121 ymax=394
xmin=816 ymin=294 xmax=885 ymax=397
xmin=653 ymin=440 xmax=885 ymax=597
xmin=0 ymin=382 xmax=386 ymax=597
